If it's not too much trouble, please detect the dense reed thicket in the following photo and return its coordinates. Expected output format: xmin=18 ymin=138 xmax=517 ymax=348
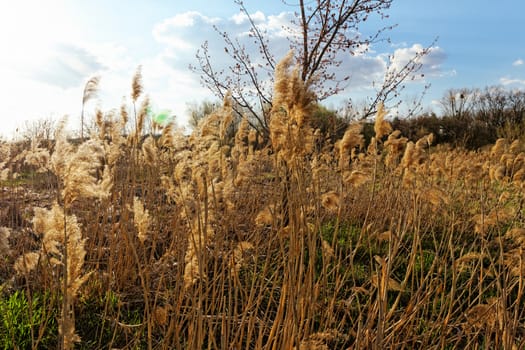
xmin=1 ymin=54 xmax=525 ymax=349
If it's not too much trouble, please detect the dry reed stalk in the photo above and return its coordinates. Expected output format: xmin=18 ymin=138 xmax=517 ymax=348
xmin=465 ymin=298 xmax=504 ymax=330
xmin=219 ymin=92 xmax=234 ymax=141
xmin=320 ymin=239 xmax=334 ymax=259
xmin=0 ymin=140 xmax=11 ymax=163
xmin=505 ymin=228 xmax=525 ymax=247
xmin=0 ymin=227 xmax=10 ymax=256
xmin=0 ymin=168 xmax=9 ymax=181
xmin=47 ymin=122 xmax=114 ymax=348
xmin=183 ymin=219 xmax=214 ymax=289
xmin=373 ymin=230 xmax=393 ymax=243
xmin=293 ymin=339 xmax=328 ymax=350
xmin=230 ymin=241 xmax=254 ymax=275
xmin=473 ymin=207 xmax=514 ymax=235
xmin=232 ymin=117 xmax=250 ymax=161
xmin=503 ymin=248 xmax=525 ymax=277
xmin=106 ymin=125 xmax=126 ymax=169
xmin=134 ymin=96 xmax=150 ymax=142
xmin=26 ymin=204 xmax=90 ymax=348
xmin=370 ymin=273 xmax=404 ymax=292
xmin=455 ymin=252 xmax=485 ymax=273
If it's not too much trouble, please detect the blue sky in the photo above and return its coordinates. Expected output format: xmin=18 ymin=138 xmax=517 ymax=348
xmin=0 ymin=0 xmax=523 ymax=138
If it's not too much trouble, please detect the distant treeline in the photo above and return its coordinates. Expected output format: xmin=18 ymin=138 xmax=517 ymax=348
xmin=391 ymin=86 xmax=525 ymax=149
xmin=311 ymin=86 xmax=525 ymax=150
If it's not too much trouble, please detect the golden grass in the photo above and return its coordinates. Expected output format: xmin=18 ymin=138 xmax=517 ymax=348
xmin=2 ymin=55 xmax=525 ymax=349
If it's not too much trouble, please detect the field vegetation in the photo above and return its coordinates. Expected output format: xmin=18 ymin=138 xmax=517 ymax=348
xmin=1 ymin=54 xmax=525 ymax=349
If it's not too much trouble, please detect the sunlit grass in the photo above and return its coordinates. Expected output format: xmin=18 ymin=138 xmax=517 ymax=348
xmin=1 ymin=57 xmax=525 ymax=349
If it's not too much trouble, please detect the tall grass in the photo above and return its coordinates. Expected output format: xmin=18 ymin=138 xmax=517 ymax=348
xmin=1 ymin=54 xmax=525 ymax=349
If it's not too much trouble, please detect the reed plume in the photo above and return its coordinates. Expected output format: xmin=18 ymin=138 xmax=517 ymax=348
xmin=47 ymin=119 xmax=112 ymax=349
xmin=23 ymin=138 xmax=50 ymax=173
xmin=133 ymin=197 xmax=151 ymax=244
xmin=56 ymin=139 xmax=111 ymax=205
xmin=255 ymin=205 xmax=275 ymax=227
xmin=384 ymin=130 xmax=408 ymax=168
xmin=159 ymin=121 xmax=175 ymax=149
xmin=0 ymin=146 xmax=10 ymax=180
xmin=230 ymin=241 xmax=254 ymax=275
xmin=29 ymin=204 xmax=89 ymax=348
xmin=343 ymin=170 xmax=369 ymax=187
xmin=270 ymin=50 xmax=316 ymax=159
xmin=509 ymin=139 xmax=521 ymax=154
xmin=120 ymin=98 xmax=129 ymax=129
xmin=321 ymin=191 xmax=340 ymax=212
xmin=14 ymin=251 xmax=40 ymax=275
xmin=336 ymin=122 xmax=363 ymax=170
xmin=82 ymin=76 xmax=100 ymax=106
xmin=132 ymin=66 xmax=143 ymax=103
xmin=142 ymin=136 xmax=158 ymax=166
xmin=491 ymin=138 xmax=507 ymax=158
xmin=373 ymin=103 xmax=392 ymax=140
xmin=81 ymin=76 xmax=100 ymax=141
xmin=465 ymin=298 xmax=503 ymax=330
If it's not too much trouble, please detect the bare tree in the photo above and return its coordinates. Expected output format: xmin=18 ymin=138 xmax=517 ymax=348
xmin=439 ymin=88 xmax=477 ymax=120
xmin=191 ymin=0 xmax=432 ymax=139
xmin=21 ymin=117 xmax=56 ymax=148
xmin=507 ymin=89 xmax=525 ymax=125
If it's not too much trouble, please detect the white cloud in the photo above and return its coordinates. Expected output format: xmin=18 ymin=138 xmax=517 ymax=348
xmin=260 ymin=12 xmax=293 ymax=38
xmin=389 ymin=44 xmax=447 ymax=79
xmin=513 ymin=59 xmax=524 ymax=67
xmin=152 ymin=12 xmax=220 ymax=50
xmin=231 ymin=11 xmax=266 ymax=25
xmin=31 ymin=44 xmax=105 ymax=89
xmin=500 ymin=77 xmax=525 ymax=87
xmin=330 ymin=54 xmax=387 ymax=92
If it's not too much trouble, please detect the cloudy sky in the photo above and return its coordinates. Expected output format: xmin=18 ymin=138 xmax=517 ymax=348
xmin=0 ymin=0 xmax=523 ymax=138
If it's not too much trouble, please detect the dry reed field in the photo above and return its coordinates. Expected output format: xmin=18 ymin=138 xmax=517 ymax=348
xmin=2 ymin=54 xmax=525 ymax=349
